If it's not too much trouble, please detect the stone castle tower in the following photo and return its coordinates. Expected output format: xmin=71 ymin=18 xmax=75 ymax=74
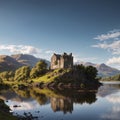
xmin=51 ymin=52 xmax=73 ymax=69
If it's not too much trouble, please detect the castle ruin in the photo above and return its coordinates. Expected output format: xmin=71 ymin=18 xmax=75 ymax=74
xmin=51 ymin=52 xmax=73 ymax=69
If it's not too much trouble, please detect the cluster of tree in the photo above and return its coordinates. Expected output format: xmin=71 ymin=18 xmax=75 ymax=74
xmin=101 ymin=74 xmax=120 ymax=81
xmin=30 ymin=61 xmax=48 ymax=79
xmin=0 ymin=60 xmax=48 ymax=82
xmin=0 ymin=71 xmax=14 ymax=81
xmin=0 ymin=60 xmax=99 ymax=86
xmin=74 ymin=64 xmax=98 ymax=80
xmin=53 ymin=64 xmax=98 ymax=86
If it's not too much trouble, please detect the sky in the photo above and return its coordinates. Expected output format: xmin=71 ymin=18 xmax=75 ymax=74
xmin=0 ymin=0 xmax=120 ymax=69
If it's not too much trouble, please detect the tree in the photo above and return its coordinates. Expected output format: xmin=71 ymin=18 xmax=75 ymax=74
xmin=74 ymin=64 xmax=85 ymax=73
xmin=85 ymin=66 xmax=98 ymax=80
xmin=30 ymin=60 xmax=48 ymax=78
xmin=14 ymin=66 xmax=30 ymax=81
xmin=0 ymin=71 xmax=14 ymax=81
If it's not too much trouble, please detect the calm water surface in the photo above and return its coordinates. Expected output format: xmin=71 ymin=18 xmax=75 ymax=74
xmin=0 ymin=82 xmax=120 ymax=120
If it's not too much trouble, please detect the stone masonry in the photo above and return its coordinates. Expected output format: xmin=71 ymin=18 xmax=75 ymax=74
xmin=51 ymin=52 xmax=73 ymax=69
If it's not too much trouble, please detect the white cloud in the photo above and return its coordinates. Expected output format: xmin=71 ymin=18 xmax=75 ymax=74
xmin=101 ymin=93 xmax=120 ymax=120
xmin=93 ymin=29 xmax=120 ymax=69
xmin=7 ymin=100 xmax=40 ymax=111
xmin=102 ymin=111 xmax=120 ymax=120
xmin=74 ymin=54 xmax=97 ymax=63
xmin=94 ymin=30 xmax=120 ymax=41
xmin=92 ymin=42 xmax=109 ymax=49
xmin=0 ymin=44 xmax=57 ymax=60
xmin=45 ymin=50 xmax=55 ymax=54
xmin=112 ymin=106 xmax=120 ymax=112
xmin=106 ymin=57 xmax=120 ymax=65
xmin=106 ymin=95 xmax=120 ymax=104
xmin=0 ymin=44 xmax=41 ymax=55
xmin=92 ymin=40 xmax=120 ymax=55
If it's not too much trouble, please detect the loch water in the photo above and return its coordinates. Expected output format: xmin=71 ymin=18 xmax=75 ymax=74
xmin=0 ymin=82 xmax=120 ymax=120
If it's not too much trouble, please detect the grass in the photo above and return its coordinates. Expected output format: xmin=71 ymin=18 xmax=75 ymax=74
xmin=1 ymin=68 xmax=71 ymax=88
xmin=33 ymin=74 xmax=58 ymax=83
xmin=33 ymin=68 xmax=71 ymax=83
xmin=2 ymin=69 xmax=63 ymax=86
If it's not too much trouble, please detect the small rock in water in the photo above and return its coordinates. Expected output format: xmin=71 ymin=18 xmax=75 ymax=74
xmin=13 ymin=105 xmax=21 ymax=107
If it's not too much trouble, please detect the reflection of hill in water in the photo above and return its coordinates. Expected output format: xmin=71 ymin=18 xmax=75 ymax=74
xmin=49 ymin=88 xmax=97 ymax=113
xmin=0 ymin=87 xmax=99 ymax=114
xmin=50 ymin=91 xmax=97 ymax=114
xmin=0 ymin=89 xmax=33 ymax=102
xmin=53 ymin=88 xmax=97 ymax=104
xmin=97 ymin=83 xmax=120 ymax=97
xmin=23 ymin=88 xmax=98 ymax=113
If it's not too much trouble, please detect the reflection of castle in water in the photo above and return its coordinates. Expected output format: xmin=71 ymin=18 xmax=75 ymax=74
xmin=51 ymin=97 xmax=73 ymax=114
xmin=1 ymin=88 xmax=98 ymax=114
xmin=50 ymin=91 xmax=97 ymax=114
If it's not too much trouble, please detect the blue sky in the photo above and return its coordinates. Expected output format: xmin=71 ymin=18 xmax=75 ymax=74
xmin=0 ymin=0 xmax=120 ymax=69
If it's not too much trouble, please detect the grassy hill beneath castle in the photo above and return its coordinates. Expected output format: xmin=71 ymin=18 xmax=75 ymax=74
xmin=33 ymin=65 xmax=101 ymax=89
xmin=0 ymin=60 xmax=101 ymax=90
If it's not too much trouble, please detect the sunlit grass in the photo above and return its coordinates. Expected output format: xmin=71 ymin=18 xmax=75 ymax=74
xmin=33 ymin=74 xmax=58 ymax=83
xmin=2 ymin=68 xmax=71 ymax=87
xmin=33 ymin=68 xmax=70 ymax=83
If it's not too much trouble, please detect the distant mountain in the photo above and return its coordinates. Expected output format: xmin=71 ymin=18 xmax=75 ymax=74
xmin=11 ymin=54 xmax=50 ymax=67
xmin=0 ymin=55 xmax=22 ymax=72
xmin=97 ymin=83 xmax=120 ymax=97
xmin=96 ymin=63 xmax=120 ymax=77
xmin=76 ymin=62 xmax=120 ymax=77
xmin=0 ymin=54 xmax=119 ymax=77
xmin=0 ymin=54 xmax=50 ymax=72
xmin=11 ymin=54 xmax=40 ymax=67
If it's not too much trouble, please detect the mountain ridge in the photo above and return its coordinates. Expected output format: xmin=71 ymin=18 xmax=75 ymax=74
xmin=75 ymin=61 xmax=120 ymax=77
xmin=11 ymin=54 xmax=40 ymax=67
xmin=0 ymin=55 xmax=22 ymax=72
xmin=0 ymin=54 xmax=50 ymax=72
xmin=0 ymin=54 xmax=119 ymax=77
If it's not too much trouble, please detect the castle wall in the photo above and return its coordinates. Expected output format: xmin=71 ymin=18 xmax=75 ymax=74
xmin=51 ymin=55 xmax=60 ymax=69
xmin=62 ymin=55 xmax=73 ymax=68
xmin=60 ymin=57 xmax=64 ymax=68
xmin=51 ymin=53 xmax=73 ymax=69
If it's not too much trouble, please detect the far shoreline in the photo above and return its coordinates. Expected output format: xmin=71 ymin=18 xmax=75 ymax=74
xmin=100 ymin=81 xmax=120 ymax=84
